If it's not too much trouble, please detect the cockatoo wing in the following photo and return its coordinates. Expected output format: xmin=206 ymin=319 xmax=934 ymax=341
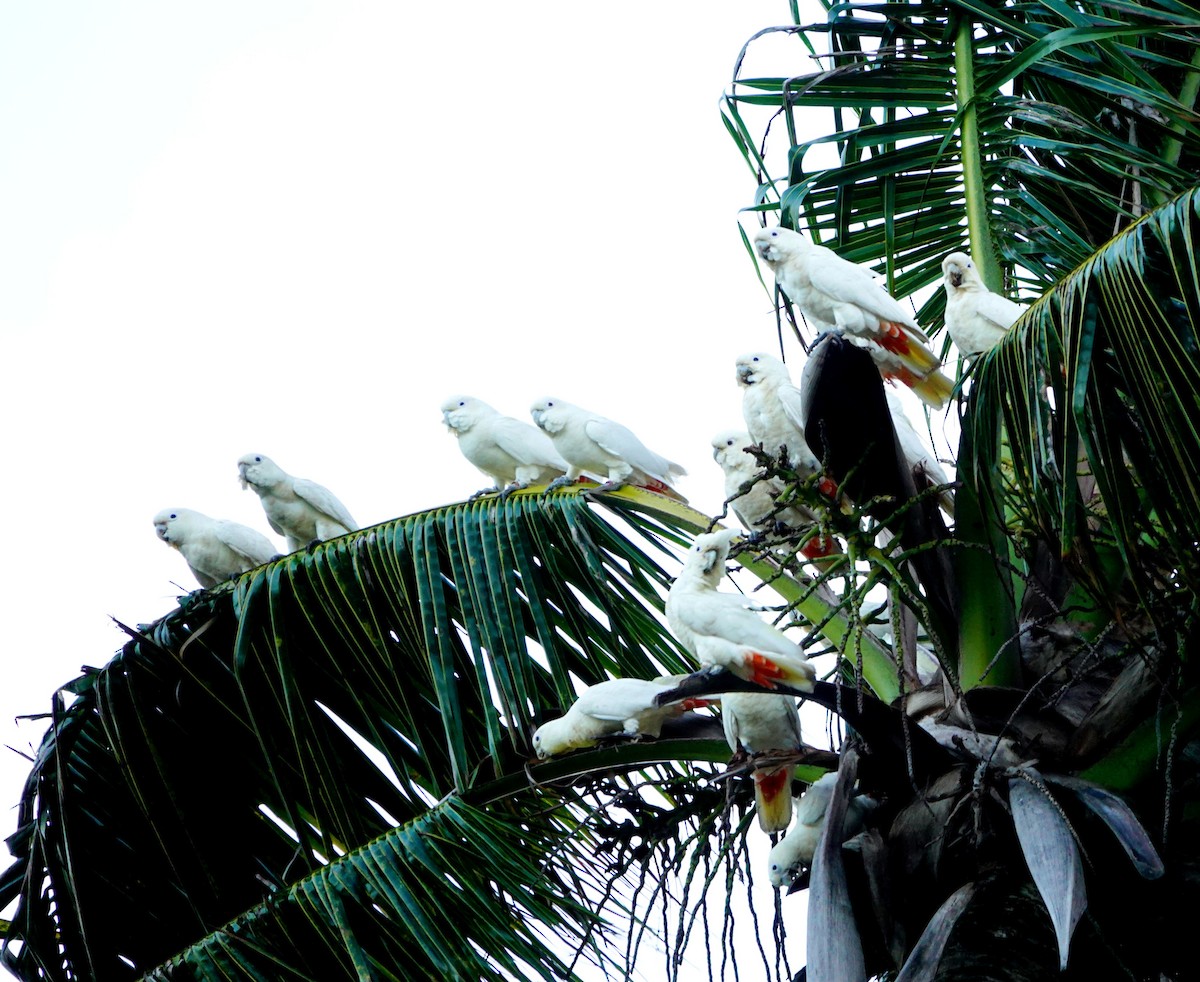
xmin=585 ymin=417 xmax=683 ymax=479
xmin=806 ymin=250 xmax=930 ymax=342
xmin=293 ymin=479 xmax=357 ymax=530
xmin=573 ymin=678 xmax=668 ymax=722
xmin=677 ymin=592 xmax=799 ymax=659
xmin=491 ymin=416 xmax=567 ymax=469
xmin=213 ymin=521 xmax=277 ymax=566
xmin=776 ymin=381 xmax=808 ymax=434
xmin=885 ymin=391 xmax=950 ymax=488
xmin=721 ymin=692 xmax=802 ymax=752
xmin=793 ymin=773 xmax=837 ymax=824
xmin=973 ymin=290 xmax=1025 ymax=330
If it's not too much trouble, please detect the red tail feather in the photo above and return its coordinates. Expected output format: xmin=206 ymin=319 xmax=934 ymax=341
xmin=877 ymin=322 xmax=913 ymax=356
xmin=744 ymin=652 xmax=787 ymax=688
xmin=754 ymin=767 xmax=790 ymax=801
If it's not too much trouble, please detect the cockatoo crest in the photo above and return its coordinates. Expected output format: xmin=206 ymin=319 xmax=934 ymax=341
xmin=441 ymin=394 xmax=489 ymax=434
xmin=528 ymin=397 xmax=567 ymax=435
xmin=735 ymin=351 xmax=791 ymax=389
xmin=711 ymin=430 xmax=754 ymax=468
xmin=753 ymin=225 xmax=806 ymax=266
xmin=687 ymin=527 xmax=740 ymax=580
xmin=942 ymin=252 xmax=976 ymax=289
xmin=237 ymin=453 xmax=281 ymax=491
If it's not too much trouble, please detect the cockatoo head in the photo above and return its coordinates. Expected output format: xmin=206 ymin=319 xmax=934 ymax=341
xmin=531 ymin=715 xmax=574 ymax=759
xmin=767 ymin=819 xmax=818 ymax=889
xmin=941 ymin=252 xmax=976 ymax=291
xmin=711 ymin=430 xmax=754 ymax=471
xmin=237 ymin=453 xmax=283 ymax=491
xmin=735 ymin=352 xmax=788 ymax=388
xmin=529 ymin=397 xmax=571 ymax=436
xmin=153 ymin=508 xmax=196 ymax=546
xmin=440 ymin=395 xmax=492 ymax=435
xmin=767 ymin=774 xmax=837 ymax=888
xmin=683 ymin=528 xmax=740 ymax=582
xmin=753 ymin=225 xmax=805 ymax=265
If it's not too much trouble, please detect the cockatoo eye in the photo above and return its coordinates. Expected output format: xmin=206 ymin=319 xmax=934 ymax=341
xmin=770 ymin=230 xmax=778 ymax=237
xmin=254 ymin=456 xmax=262 ymax=463
xmin=169 ymin=513 xmax=177 ymax=519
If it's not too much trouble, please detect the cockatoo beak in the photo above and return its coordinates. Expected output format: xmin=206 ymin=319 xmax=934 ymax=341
xmin=950 ymin=269 xmax=963 ymax=287
xmin=736 ymin=364 xmax=755 ymax=384
xmin=154 ymin=525 xmax=169 ymax=542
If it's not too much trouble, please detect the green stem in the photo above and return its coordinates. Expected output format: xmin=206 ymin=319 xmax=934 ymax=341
xmin=953 ymin=13 xmax=1019 ymax=690
xmin=954 ymin=14 xmax=1002 ymax=291
xmin=955 ymin=419 xmax=1019 ymax=690
xmin=1161 ymin=46 xmax=1200 ymax=172
xmin=739 ymin=554 xmax=901 ymax=704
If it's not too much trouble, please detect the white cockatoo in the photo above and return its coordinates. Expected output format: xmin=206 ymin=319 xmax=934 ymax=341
xmin=735 ymin=352 xmax=820 ymax=474
xmin=767 ymin=773 xmax=876 ymax=887
xmin=665 ymin=528 xmax=817 ymax=690
xmin=721 ymin=691 xmax=803 ymax=833
xmin=153 ymin=508 xmax=278 ymax=589
xmin=529 ymin=397 xmax=687 ymax=499
xmin=711 ymin=430 xmax=840 ymax=560
xmin=941 ymin=251 xmax=1025 ymax=357
xmin=712 ymin=430 xmax=809 ymax=532
xmin=441 ymin=395 xmax=568 ymax=496
xmin=753 ymin=226 xmax=953 ymax=408
xmin=532 ymin=677 xmax=705 ymax=758
xmin=885 ymin=390 xmax=954 ymax=515
xmin=237 ymin=454 xmax=358 ymax=552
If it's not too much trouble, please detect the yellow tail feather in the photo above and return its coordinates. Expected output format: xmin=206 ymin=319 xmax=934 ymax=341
xmin=754 ymin=766 xmax=795 ymax=833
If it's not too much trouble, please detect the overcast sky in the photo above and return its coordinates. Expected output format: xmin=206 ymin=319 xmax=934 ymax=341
xmin=0 ymin=3 xmax=970 ymax=975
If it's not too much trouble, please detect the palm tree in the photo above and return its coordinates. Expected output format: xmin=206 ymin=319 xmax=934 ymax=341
xmin=4 ymin=2 xmax=1200 ymax=979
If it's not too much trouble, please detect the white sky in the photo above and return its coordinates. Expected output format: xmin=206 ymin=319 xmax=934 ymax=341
xmin=0 ymin=2 xmax=937 ymax=975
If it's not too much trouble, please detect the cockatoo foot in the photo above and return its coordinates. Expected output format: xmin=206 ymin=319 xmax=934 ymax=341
xmin=543 ymin=476 xmax=574 ymax=495
xmin=469 ymin=486 xmax=500 ymax=502
xmin=497 ymin=482 xmax=527 ymax=502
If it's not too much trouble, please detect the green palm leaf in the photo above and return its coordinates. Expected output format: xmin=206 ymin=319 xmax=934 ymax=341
xmin=725 ymin=0 xmax=1200 ymax=307
xmin=0 ymin=488 xmax=854 ymax=980
xmin=972 ymin=187 xmax=1200 ymax=606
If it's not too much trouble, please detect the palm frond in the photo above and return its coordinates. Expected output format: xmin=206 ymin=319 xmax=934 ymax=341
xmin=146 ymin=797 xmax=616 ymax=982
xmin=0 ymin=488 xmax=842 ymax=980
xmin=725 ymin=0 xmax=1200 ymax=322
xmin=972 ymin=187 xmax=1200 ymax=609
